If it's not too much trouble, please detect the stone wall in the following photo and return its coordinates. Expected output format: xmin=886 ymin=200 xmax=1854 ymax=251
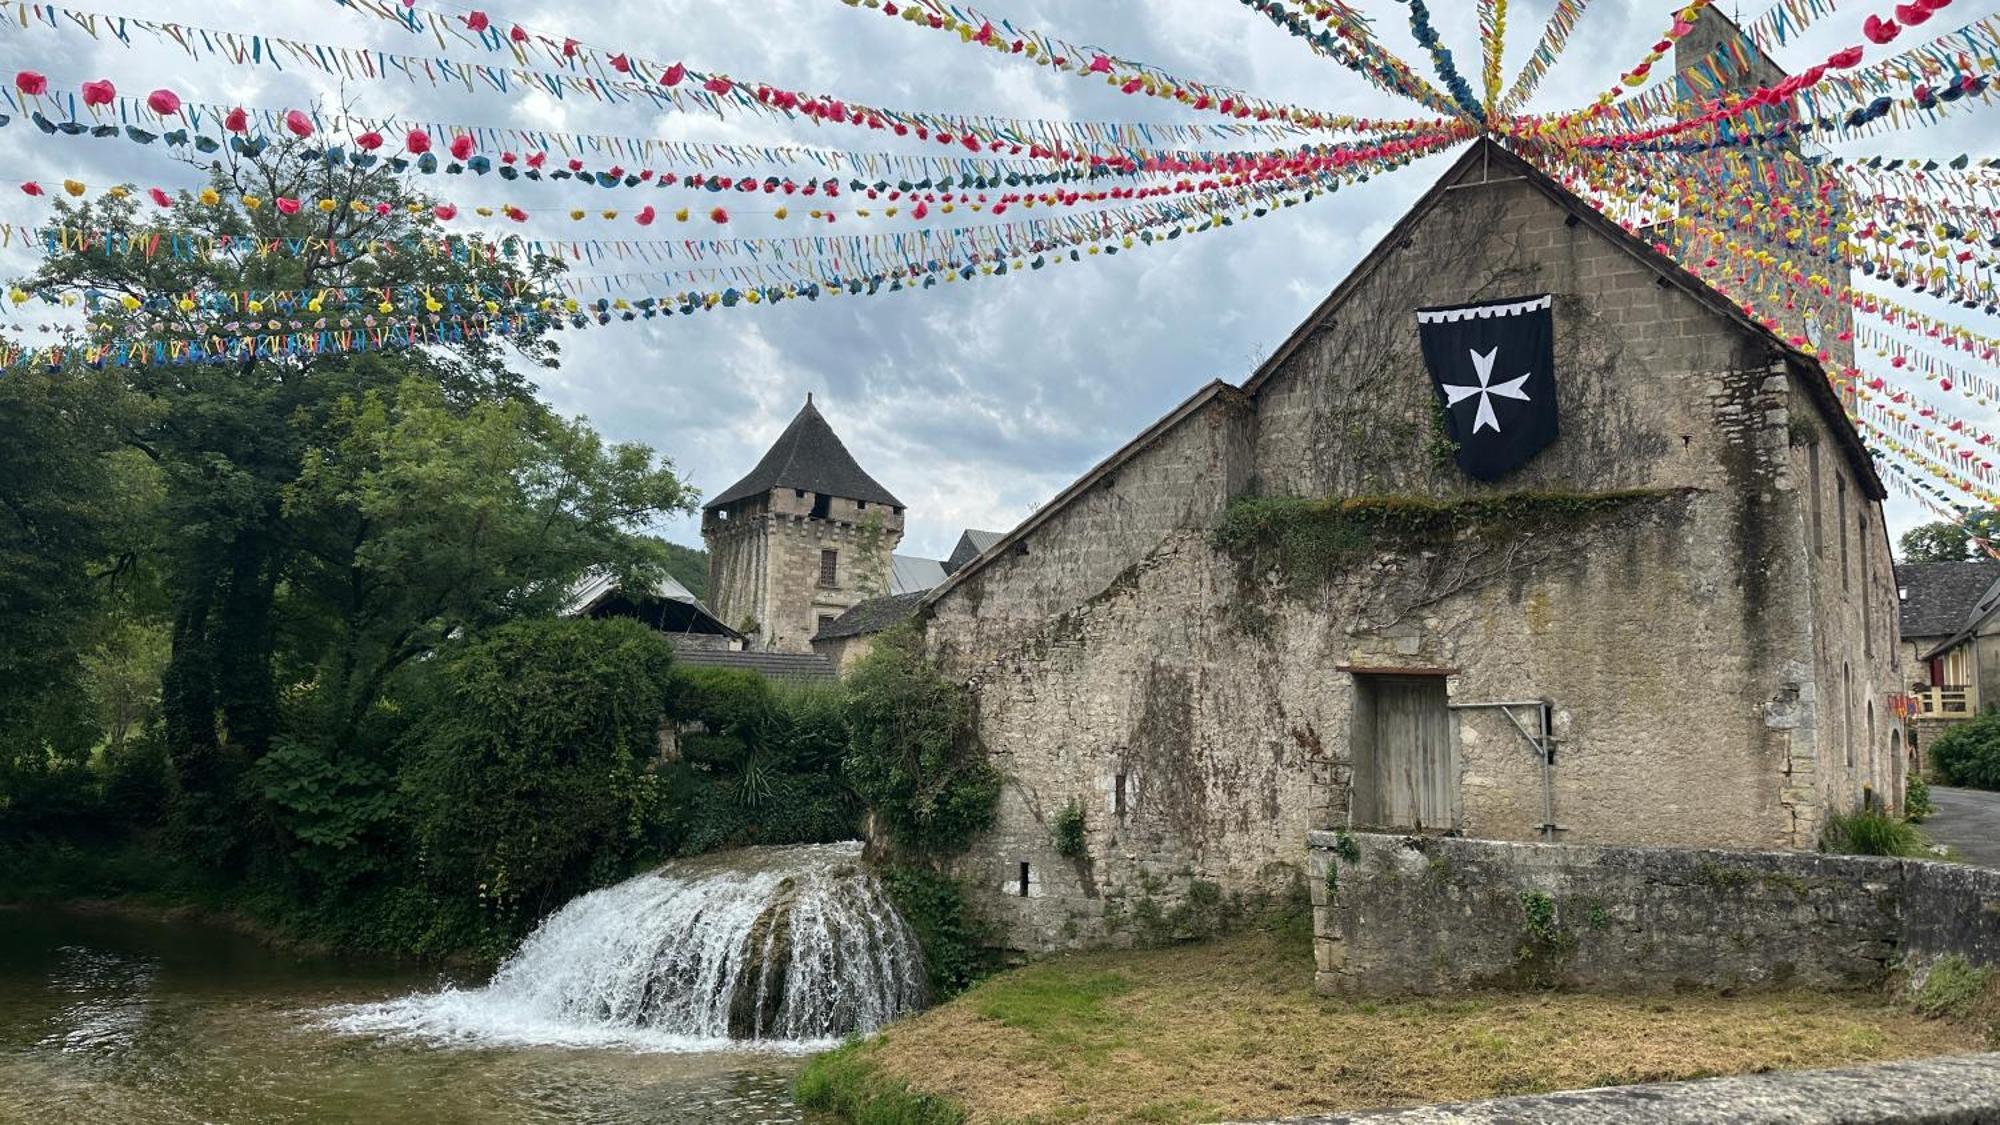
xmin=1308 ymin=831 xmax=2000 ymax=996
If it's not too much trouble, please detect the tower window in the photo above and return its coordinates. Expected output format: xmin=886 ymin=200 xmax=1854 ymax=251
xmin=1017 ymin=862 xmax=1031 ymax=897
xmin=820 ymin=549 xmax=839 ymax=587
xmin=857 ymin=500 xmax=867 ymax=511
xmin=1114 ymin=773 xmax=1128 ymax=817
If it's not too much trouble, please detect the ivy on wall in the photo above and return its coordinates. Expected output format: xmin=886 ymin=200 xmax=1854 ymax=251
xmin=1210 ymin=489 xmax=1682 ymax=592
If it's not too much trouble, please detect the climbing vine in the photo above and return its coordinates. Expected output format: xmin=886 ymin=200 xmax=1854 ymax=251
xmin=1052 ymin=799 xmax=1087 ymax=858
xmin=1211 ymin=489 xmax=1680 ymax=593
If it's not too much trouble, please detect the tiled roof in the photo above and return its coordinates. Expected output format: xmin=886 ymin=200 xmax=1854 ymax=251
xmin=705 ymin=398 xmax=903 ymax=511
xmin=1897 ymin=561 xmax=2000 ymax=638
xmin=672 ymin=649 xmax=838 ymax=681
xmin=814 ymin=591 xmax=926 ymax=640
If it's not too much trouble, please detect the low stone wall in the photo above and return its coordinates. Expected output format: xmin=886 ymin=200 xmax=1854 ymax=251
xmin=1308 ymin=831 xmax=2000 ymax=995
xmin=1223 ymin=1053 xmax=2000 ymax=1124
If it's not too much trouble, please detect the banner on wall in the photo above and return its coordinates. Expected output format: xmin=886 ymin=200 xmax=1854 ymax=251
xmin=1417 ymin=294 xmax=1560 ymax=481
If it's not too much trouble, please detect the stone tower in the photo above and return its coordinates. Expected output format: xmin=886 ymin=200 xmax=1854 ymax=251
xmin=702 ymin=396 xmax=905 ymax=652
xmin=1672 ymin=9 xmax=1855 ymax=403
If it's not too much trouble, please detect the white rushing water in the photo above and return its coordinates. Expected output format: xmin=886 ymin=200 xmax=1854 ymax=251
xmin=325 ymin=842 xmax=927 ymax=1052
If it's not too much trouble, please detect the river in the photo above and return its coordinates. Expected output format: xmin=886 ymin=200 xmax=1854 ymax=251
xmin=0 ymin=907 xmax=811 ymax=1124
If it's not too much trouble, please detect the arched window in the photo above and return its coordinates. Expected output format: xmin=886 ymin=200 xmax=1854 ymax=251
xmin=1843 ymin=663 xmax=1855 ymax=769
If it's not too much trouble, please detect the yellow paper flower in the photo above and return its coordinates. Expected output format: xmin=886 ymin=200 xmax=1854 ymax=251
xmin=242 ymin=195 xmax=262 ymax=209
xmin=676 ymin=208 xmax=690 ymax=222
xmin=774 ymin=207 xmax=788 ymax=219
xmin=178 ymin=298 xmax=195 ymax=312
xmin=317 ymin=198 xmax=337 ymax=213
xmin=247 ymin=300 xmax=263 ymax=314
xmin=425 ymin=296 xmax=443 ymax=313
xmin=570 ymin=209 xmax=586 ymax=220
xmin=63 ymin=179 xmax=86 ymax=197
xmin=379 ymin=301 xmax=394 ymax=314
xmin=307 ymin=298 xmax=323 ymax=314
xmin=198 ymin=188 xmax=220 ymax=206
xmin=7 ymin=289 xmax=27 ymax=305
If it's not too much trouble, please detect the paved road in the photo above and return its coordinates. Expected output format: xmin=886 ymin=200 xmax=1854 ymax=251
xmin=1924 ymin=786 xmax=2000 ymax=867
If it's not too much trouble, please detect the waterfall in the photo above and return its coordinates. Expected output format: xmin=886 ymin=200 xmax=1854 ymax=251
xmin=325 ymin=843 xmax=927 ymax=1051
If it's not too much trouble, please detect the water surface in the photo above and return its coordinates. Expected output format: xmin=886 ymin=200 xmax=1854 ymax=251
xmin=0 ymin=907 xmax=808 ymax=1124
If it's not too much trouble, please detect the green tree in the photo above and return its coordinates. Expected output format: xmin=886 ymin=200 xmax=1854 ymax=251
xmin=1900 ymin=511 xmax=2000 ymax=562
xmin=17 ymin=139 xmax=692 ymax=872
xmin=658 ymin=540 xmax=710 ymax=600
xmin=400 ymin=617 xmax=677 ymax=936
xmin=0 ymin=368 xmax=142 ymax=832
xmin=843 ymin=626 xmax=1000 ymax=855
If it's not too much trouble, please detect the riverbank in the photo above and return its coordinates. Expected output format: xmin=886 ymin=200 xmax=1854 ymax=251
xmin=0 ymin=838 xmax=496 ymax=969
xmin=798 ymin=921 xmax=1994 ymax=1125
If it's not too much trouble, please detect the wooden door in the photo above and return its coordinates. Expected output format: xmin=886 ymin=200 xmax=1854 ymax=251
xmin=1358 ymin=675 xmax=1457 ymax=830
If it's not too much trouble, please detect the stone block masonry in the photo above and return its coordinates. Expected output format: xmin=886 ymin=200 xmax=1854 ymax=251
xmin=1308 ymin=831 xmax=2000 ymax=996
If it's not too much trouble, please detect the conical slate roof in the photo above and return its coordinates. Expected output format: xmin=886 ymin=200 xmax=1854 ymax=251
xmin=705 ymin=397 xmax=903 ymax=511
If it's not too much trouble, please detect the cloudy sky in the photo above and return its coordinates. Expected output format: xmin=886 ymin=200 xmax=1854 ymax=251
xmin=4 ymin=0 xmax=1996 ymax=558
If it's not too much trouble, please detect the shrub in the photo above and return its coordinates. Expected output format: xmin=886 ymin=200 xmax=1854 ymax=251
xmin=1052 ymin=799 xmax=1086 ymax=858
xmin=400 ymin=617 xmax=677 ymax=929
xmin=1932 ymin=711 xmax=2000 ymax=791
xmin=1821 ymin=809 xmax=1929 ymax=858
xmin=882 ymin=865 xmax=994 ymax=999
xmin=1906 ymin=773 xmax=1936 ymax=823
xmin=843 ymin=625 xmax=1000 ymax=856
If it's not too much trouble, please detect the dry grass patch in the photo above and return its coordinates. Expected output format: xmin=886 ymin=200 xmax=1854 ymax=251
xmin=811 ymin=924 xmax=1986 ymax=1125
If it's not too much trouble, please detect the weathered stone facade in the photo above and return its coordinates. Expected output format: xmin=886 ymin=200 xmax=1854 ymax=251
xmin=705 ymin=489 xmax=901 ymax=651
xmin=916 ymin=140 xmax=1899 ymax=952
xmin=702 ymin=399 xmax=905 ymax=652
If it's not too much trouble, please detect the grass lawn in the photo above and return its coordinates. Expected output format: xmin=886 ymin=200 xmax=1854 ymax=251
xmin=797 ymin=921 xmax=1990 ymax=1125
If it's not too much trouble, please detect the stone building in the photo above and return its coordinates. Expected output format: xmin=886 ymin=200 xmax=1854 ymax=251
xmin=1898 ymin=560 xmax=2000 ymax=760
xmin=702 ymin=396 xmax=908 ymax=652
xmin=910 ymin=137 xmax=1901 ymax=951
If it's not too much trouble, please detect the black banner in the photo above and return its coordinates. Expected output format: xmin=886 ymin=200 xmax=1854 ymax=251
xmin=1416 ymin=294 xmax=1559 ymax=482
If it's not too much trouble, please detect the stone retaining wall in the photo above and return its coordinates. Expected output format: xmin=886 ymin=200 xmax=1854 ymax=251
xmin=1308 ymin=831 xmax=2000 ymax=995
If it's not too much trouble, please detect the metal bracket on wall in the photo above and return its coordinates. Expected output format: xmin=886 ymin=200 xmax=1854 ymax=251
xmin=1448 ymin=699 xmax=1565 ymax=840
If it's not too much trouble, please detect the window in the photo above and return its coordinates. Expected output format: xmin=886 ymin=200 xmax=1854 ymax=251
xmin=1837 ymin=475 xmax=1849 ymax=588
xmin=817 ymin=614 xmax=837 ymax=634
xmin=819 ymin=549 xmax=838 ymax=587
xmin=810 ymin=492 xmax=832 ymax=519
xmin=857 ymin=500 xmax=867 ymax=511
xmin=1350 ymin=673 xmax=1457 ymax=831
xmin=1808 ymin=444 xmax=1824 ymax=555
xmin=1843 ymin=662 xmax=1854 ymax=768
xmin=1114 ymin=773 xmax=1128 ymax=818
xmin=1017 ymin=862 xmax=1031 ymax=898
xmin=1861 ymin=512 xmax=1873 ymax=659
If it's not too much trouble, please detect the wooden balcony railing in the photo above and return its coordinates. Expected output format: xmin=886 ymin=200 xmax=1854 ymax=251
xmin=1914 ymin=685 xmax=1974 ymax=718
